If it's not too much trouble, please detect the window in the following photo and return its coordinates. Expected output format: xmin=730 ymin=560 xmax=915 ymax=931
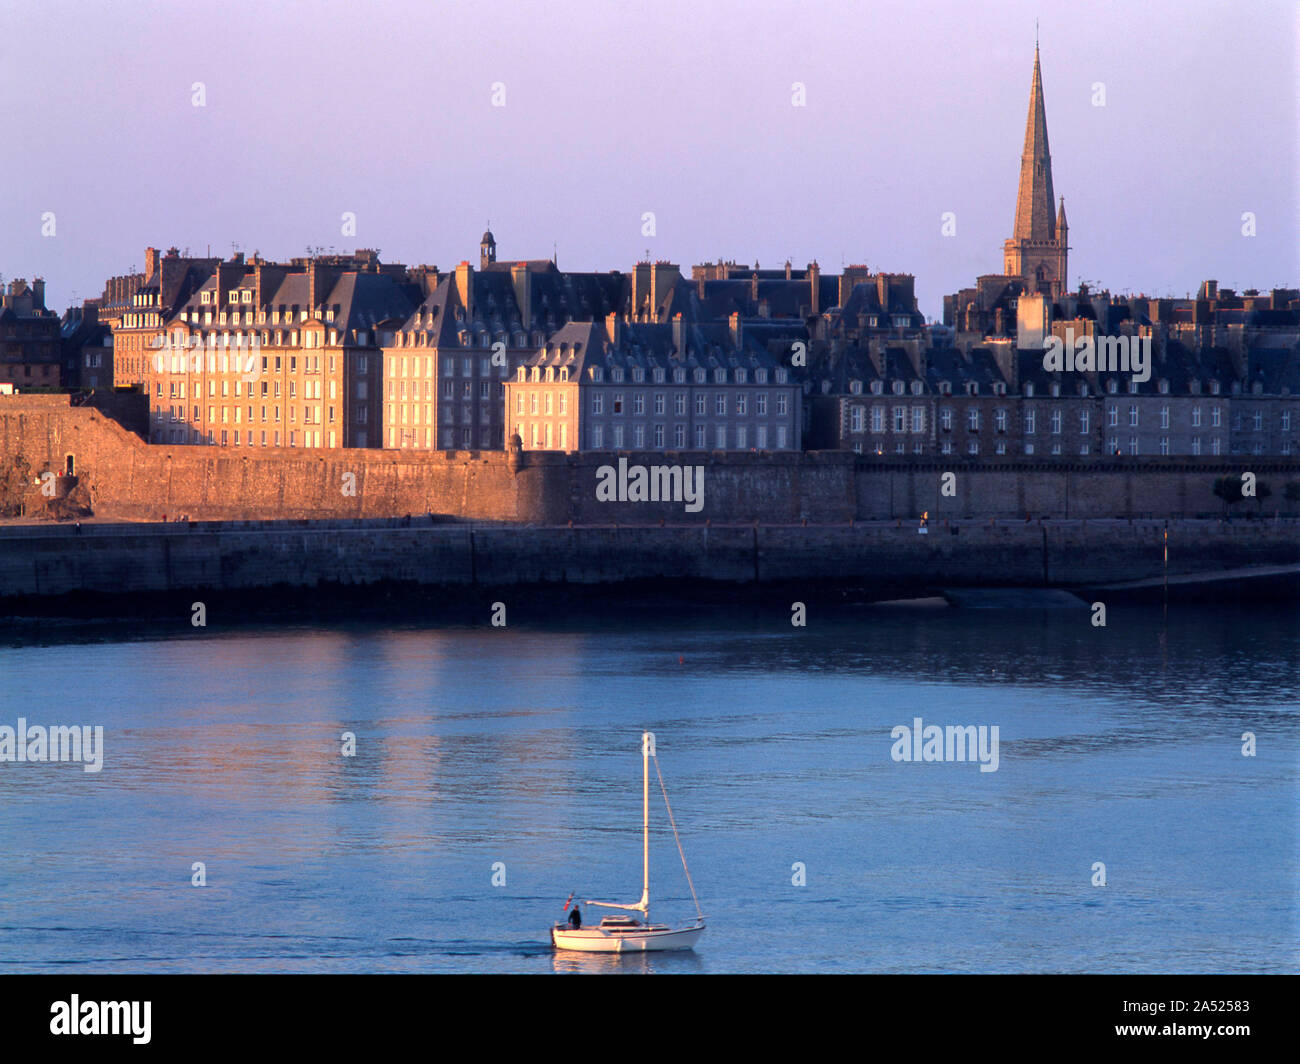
xmin=1080 ymin=410 xmax=1089 ymax=434
xmin=893 ymin=407 xmax=906 ymax=433
xmin=715 ymin=394 xmax=726 ymax=416
xmin=1025 ymin=409 xmax=1036 ymax=434
xmin=674 ymin=424 xmax=686 ymax=447
xmin=675 ymin=394 xmax=686 ymax=416
xmin=592 ymin=393 xmax=603 ymax=415
xmin=1160 ymin=405 xmax=1170 ymax=429
xmin=634 ymin=393 xmax=645 ymax=415
xmin=1107 ymin=405 xmax=1118 ymax=427
xmin=715 ymin=425 xmax=726 ymax=448
xmin=850 ymin=407 xmax=864 ymax=433
xmin=941 ymin=407 xmax=952 ymax=431
xmin=776 ymin=395 xmax=787 ymax=416
xmin=871 ymin=407 xmax=884 ymax=433
xmin=1129 ymin=405 xmax=1139 ymax=427
xmin=1050 ymin=410 xmax=1062 ymax=435
xmin=694 ymin=425 xmax=706 ymax=448
xmin=654 ymin=393 xmax=665 ymax=415
xmin=756 ymin=394 xmax=767 ymax=416
xmin=995 ymin=408 xmax=1007 ymax=433
xmin=654 ymin=424 xmax=665 ymax=447
xmin=911 ymin=407 xmax=924 ymax=433
xmin=967 ymin=409 xmax=980 ymax=431
xmin=737 ymin=394 xmax=747 ymax=416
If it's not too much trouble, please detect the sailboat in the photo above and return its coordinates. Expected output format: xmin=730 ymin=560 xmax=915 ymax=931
xmin=551 ymin=731 xmax=705 ymax=953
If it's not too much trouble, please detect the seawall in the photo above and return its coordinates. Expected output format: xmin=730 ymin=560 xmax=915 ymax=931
xmin=2 ymin=519 xmax=1297 ymax=607
xmin=5 ymin=396 xmax=1300 ymax=524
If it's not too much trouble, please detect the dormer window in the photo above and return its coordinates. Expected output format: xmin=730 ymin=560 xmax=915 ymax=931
xmin=1128 ymin=380 xmax=1138 ymax=394
xmin=1077 ymin=382 xmax=1087 ymax=396
xmin=560 ymin=368 xmax=569 ymax=381
xmin=674 ymin=368 xmax=685 ymax=384
xmin=694 ymin=368 xmax=706 ymax=383
xmin=714 ymin=368 xmax=726 ymax=384
xmin=736 ymin=368 xmax=747 ymax=384
xmin=545 ymin=367 xmax=554 ymax=382
xmin=612 ymin=367 xmax=624 ymax=383
xmin=591 ymin=366 xmax=603 ymax=382
xmin=1025 ymin=382 xmax=1035 ymax=397
xmin=1107 ymin=379 xmax=1118 ymax=394
xmin=1190 ymin=379 xmax=1201 ymax=395
xmin=1158 ymin=379 xmax=1169 ymax=394
xmin=850 ymin=380 xmax=863 ymax=395
xmin=653 ymin=367 xmax=665 ymax=384
xmin=911 ymin=380 xmax=923 ymax=396
xmin=892 ymin=380 xmax=904 ymax=395
xmin=517 ymin=366 xmax=527 ymax=381
xmin=1050 ymin=382 xmax=1060 ymax=397
xmin=201 ymin=291 xmax=211 ymax=304
xmin=870 ymin=380 xmax=883 ymax=395
xmin=632 ymin=367 xmax=644 ymax=383
xmin=1210 ymin=380 xmax=1220 ymax=395
xmin=530 ymin=366 xmax=540 ymax=382
xmin=775 ymin=368 xmax=788 ymax=384
xmin=228 ymin=291 xmax=239 ymax=304
xmin=756 ymin=369 xmax=768 ymax=384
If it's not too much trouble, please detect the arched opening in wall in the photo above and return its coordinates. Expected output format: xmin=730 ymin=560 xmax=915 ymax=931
xmin=65 ymin=454 xmax=75 ymax=477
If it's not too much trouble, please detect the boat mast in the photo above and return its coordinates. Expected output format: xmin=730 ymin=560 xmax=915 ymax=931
xmin=642 ymin=731 xmax=653 ymax=923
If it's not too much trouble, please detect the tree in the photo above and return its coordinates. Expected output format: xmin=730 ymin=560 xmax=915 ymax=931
xmin=1212 ymin=475 xmax=1245 ymax=510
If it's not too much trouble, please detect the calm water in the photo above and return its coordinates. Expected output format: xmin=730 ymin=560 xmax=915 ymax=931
xmin=0 ymin=602 xmax=1296 ymax=973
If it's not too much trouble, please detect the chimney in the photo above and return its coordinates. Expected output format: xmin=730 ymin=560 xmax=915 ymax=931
xmin=785 ymin=260 xmax=792 ymax=281
xmin=729 ymin=311 xmax=742 ymax=351
xmin=307 ymin=259 xmax=318 ymax=314
xmin=455 ymin=261 xmax=474 ymax=321
xmin=511 ymin=263 xmax=531 ymax=332
xmin=144 ymin=247 xmax=160 ymax=280
xmin=809 ymin=261 xmax=821 ymax=316
xmin=632 ymin=261 xmax=652 ymax=321
xmin=672 ymin=312 xmax=685 ymax=357
xmin=750 ymin=272 xmax=759 ymax=304
xmin=606 ymin=311 xmax=621 ymax=348
xmin=32 ymin=278 xmax=45 ymax=310
xmin=650 ymin=262 xmax=680 ymax=323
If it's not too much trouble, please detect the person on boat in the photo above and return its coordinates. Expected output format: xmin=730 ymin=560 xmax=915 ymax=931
xmin=568 ymin=905 xmax=582 ymax=929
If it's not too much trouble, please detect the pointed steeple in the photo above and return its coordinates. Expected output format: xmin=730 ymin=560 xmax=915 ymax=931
xmin=1012 ymin=44 xmax=1056 ymax=242
xmin=1056 ymin=195 xmax=1068 ymax=233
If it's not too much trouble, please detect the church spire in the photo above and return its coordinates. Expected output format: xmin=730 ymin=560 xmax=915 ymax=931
xmin=1012 ymin=43 xmax=1056 ymax=243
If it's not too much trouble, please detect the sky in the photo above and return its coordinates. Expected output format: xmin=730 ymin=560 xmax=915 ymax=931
xmin=1 ymin=0 xmax=1296 ymax=320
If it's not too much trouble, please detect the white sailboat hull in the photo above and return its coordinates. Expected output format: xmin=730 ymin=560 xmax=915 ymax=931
xmin=551 ymin=923 xmax=704 ymax=953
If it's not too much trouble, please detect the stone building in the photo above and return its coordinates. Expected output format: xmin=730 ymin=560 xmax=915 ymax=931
xmin=379 ymin=245 xmax=628 ymax=451
xmin=0 ymin=278 xmax=61 ymax=389
xmin=504 ymin=314 xmax=801 ymax=452
xmin=146 ymin=251 xmax=419 ymax=447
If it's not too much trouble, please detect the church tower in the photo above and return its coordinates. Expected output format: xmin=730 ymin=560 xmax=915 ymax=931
xmin=1003 ymin=44 xmax=1069 ymax=298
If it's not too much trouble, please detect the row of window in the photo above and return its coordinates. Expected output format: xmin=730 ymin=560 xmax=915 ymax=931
xmin=586 ymin=365 xmax=789 ymax=385
xmin=571 ymin=424 xmax=791 ymax=450
xmin=156 ymin=403 xmax=339 ymax=426
xmin=846 ymin=404 xmax=1256 ymax=434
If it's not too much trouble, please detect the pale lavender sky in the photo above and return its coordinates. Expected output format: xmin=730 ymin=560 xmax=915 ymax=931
xmin=2 ymin=0 xmax=1296 ymax=318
